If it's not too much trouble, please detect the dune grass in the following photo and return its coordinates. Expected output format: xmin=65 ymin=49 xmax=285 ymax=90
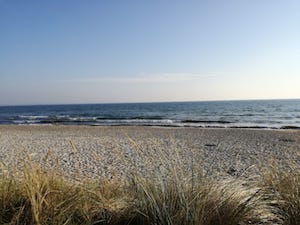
xmin=0 ymin=163 xmax=131 ymax=225
xmin=259 ymin=158 xmax=300 ymax=225
xmin=0 ymin=139 xmax=298 ymax=225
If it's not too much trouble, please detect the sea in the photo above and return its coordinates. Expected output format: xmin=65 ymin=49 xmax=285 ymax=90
xmin=0 ymin=99 xmax=300 ymax=129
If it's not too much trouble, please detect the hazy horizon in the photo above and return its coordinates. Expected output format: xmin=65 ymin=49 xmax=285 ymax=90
xmin=1 ymin=1 xmax=299 ymax=105
xmin=1 ymin=97 xmax=300 ymax=107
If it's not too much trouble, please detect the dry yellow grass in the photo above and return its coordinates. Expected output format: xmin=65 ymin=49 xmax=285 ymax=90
xmin=0 ymin=138 xmax=298 ymax=225
xmin=0 ymin=162 xmax=131 ymax=225
xmin=259 ymin=157 xmax=300 ymax=225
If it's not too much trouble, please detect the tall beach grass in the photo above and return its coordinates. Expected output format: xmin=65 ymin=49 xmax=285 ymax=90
xmin=0 ymin=138 xmax=298 ymax=225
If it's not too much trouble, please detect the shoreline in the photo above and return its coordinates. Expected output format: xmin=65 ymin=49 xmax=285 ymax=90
xmin=1 ymin=123 xmax=300 ymax=130
xmin=0 ymin=125 xmax=299 ymax=180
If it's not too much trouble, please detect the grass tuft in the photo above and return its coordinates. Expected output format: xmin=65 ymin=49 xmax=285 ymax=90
xmin=260 ymin=159 xmax=300 ymax=225
xmin=0 ymin=162 xmax=131 ymax=225
xmin=129 ymin=176 xmax=281 ymax=225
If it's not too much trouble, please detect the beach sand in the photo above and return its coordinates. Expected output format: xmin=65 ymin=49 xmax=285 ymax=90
xmin=0 ymin=125 xmax=299 ymax=180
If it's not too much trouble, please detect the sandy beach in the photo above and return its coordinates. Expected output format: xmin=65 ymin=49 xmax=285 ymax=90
xmin=0 ymin=125 xmax=299 ymax=180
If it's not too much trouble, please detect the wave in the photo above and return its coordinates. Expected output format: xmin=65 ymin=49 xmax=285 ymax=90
xmin=96 ymin=116 xmax=164 ymax=120
xmin=181 ymin=120 xmax=232 ymax=124
xmin=1 ymin=114 xmax=300 ymax=130
xmin=18 ymin=115 xmax=48 ymax=119
xmin=4 ymin=120 xmax=300 ymax=130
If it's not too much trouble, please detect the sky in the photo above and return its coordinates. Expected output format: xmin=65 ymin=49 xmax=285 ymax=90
xmin=0 ymin=0 xmax=299 ymax=105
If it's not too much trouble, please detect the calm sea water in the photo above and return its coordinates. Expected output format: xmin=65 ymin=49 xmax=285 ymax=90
xmin=0 ymin=100 xmax=300 ymax=129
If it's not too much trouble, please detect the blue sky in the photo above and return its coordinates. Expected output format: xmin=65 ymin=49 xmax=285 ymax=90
xmin=0 ymin=0 xmax=299 ymax=105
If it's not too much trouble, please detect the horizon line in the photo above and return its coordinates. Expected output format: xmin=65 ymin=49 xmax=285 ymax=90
xmin=1 ymin=97 xmax=300 ymax=107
